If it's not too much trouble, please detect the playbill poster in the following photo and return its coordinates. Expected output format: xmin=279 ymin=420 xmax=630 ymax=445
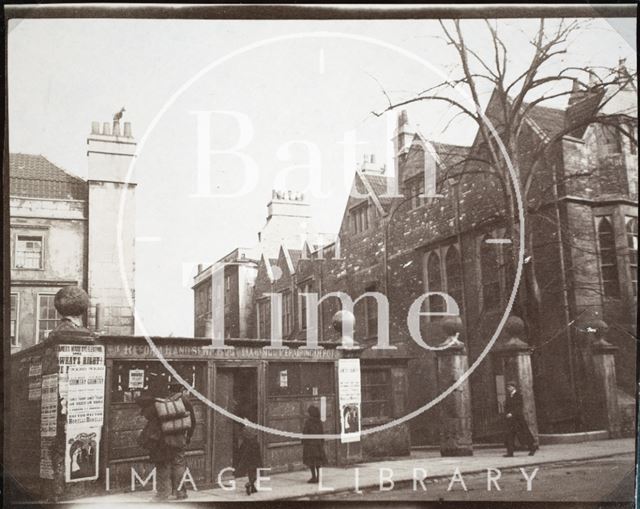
xmin=338 ymin=359 xmax=362 ymax=443
xmin=65 ymin=425 xmax=101 ymax=483
xmin=58 ymin=345 xmax=105 ymax=402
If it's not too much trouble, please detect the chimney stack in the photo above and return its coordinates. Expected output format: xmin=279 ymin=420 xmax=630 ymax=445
xmin=394 ymin=109 xmax=415 ymax=156
xmin=87 ymin=112 xmax=137 ymax=335
xmin=360 ymin=153 xmax=385 ymax=174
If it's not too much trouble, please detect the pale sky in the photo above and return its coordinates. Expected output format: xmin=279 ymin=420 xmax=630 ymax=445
xmin=8 ymin=16 xmax=636 ymax=336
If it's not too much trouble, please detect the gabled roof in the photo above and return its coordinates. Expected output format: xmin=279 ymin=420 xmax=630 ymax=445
xmin=10 ymin=153 xmax=87 ymax=200
xmin=526 ymin=104 xmax=566 ymax=140
xmin=278 ymin=245 xmax=302 ymax=274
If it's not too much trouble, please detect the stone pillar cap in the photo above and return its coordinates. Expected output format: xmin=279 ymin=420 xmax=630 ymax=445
xmin=435 ymin=335 xmax=466 ymax=355
xmin=494 ymin=336 xmax=531 ymax=353
xmin=591 ymin=336 xmax=618 ymax=352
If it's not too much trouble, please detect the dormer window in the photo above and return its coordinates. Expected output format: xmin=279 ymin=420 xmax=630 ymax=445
xmin=404 ymin=175 xmax=424 ymax=209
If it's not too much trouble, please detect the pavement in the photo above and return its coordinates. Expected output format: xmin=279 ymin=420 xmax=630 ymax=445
xmin=73 ymin=438 xmax=635 ymax=504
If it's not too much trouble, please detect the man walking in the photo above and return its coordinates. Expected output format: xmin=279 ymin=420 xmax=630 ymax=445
xmin=504 ymin=381 xmax=537 ymax=457
xmin=138 ymin=375 xmax=196 ymax=501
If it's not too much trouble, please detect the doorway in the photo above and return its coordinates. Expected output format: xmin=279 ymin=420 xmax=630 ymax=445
xmin=213 ymin=366 xmax=259 ymax=484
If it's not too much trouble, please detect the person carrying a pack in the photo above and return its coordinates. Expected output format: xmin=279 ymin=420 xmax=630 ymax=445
xmin=138 ymin=374 xmax=196 ymax=501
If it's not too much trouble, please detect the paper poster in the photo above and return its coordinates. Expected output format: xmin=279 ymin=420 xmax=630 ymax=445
xmin=129 ymin=368 xmax=145 ymax=389
xmin=338 ymin=359 xmax=361 ymax=443
xmin=57 ymin=344 xmax=105 ymax=409
xmin=65 ymin=424 xmax=100 ymax=482
xmin=40 ymin=437 xmax=55 ymax=479
xmin=66 ymin=365 xmax=106 ymax=427
xmin=279 ymin=370 xmax=288 ymax=388
xmin=40 ymin=374 xmax=58 ymax=437
xmin=28 ymin=358 xmax=43 ymax=400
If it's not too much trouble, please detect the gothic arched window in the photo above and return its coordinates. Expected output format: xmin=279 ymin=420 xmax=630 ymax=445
xmin=445 ymin=245 xmax=463 ymax=315
xmin=597 ymin=216 xmax=620 ymax=298
xmin=426 ymin=251 xmax=445 ymax=317
xmin=481 ymin=235 xmax=501 ymax=310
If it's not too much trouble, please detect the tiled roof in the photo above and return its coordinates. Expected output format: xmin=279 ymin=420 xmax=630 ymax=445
xmin=356 ymin=142 xmax=470 ymax=211
xmin=526 ymin=104 xmax=566 ymax=139
xmin=358 ymin=173 xmax=396 ymax=210
xmin=10 ymin=153 xmax=87 ymax=200
xmin=288 ymin=249 xmax=303 ymax=265
xmin=432 ymin=142 xmax=470 ymax=172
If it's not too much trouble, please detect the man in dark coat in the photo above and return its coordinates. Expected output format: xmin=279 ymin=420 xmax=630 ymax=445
xmin=504 ymin=381 xmax=537 ymax=457
xmin=138 ymin=376 xmax=196 ymax=501
xmin=302 ymin=405 xmax=327 ymax=483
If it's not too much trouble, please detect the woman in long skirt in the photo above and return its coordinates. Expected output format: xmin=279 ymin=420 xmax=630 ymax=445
xmin=302 ymin=405 xmax=327 ymax=483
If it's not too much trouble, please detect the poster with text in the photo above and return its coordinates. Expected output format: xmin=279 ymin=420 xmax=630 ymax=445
xmin=338 ymin=359 xmax=361 ymax=443
xmin=128 ymin=368 xmax=145 ymax=389
xmin=39 ymin=437 xmax=55 ymax=479
xmin=57 ymin=344 xmax=105 ymax=411
xmin=66 ymin=365 xmax=106 ymax=427
xmin=28 ymin=358 xmax=42 ymax=401
xmin=65 ymin=424 xmax=100 ymax=482
xmin=40 ymin=374 xmax=58 ymax=437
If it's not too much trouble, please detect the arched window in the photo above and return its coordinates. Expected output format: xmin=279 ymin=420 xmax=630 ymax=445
xmin=426 ymin=251 xmax=445 ymax=317
xmin=597 ymin=217 xmax=620 ymax=298
xmin=481 ymin=235 xmax=501 ymax=310
xmin=445 ymin=246 xmax=463 ymax=315
xmin=626 ymin=217 xmax=638 ymax=296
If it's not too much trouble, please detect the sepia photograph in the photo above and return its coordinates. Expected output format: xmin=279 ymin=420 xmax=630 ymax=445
xmin=2 ymin=4 xmax=637 ymax=507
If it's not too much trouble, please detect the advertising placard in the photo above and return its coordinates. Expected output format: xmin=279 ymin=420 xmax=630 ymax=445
xmin=40 ymin=374 xmax=58 ymax=438
xmin=66 ymin=365 xmax=106 ymax=427
xmin=65 ymin=424 xmax=101 ymax=482
xmin=338 ymin=359 xmax=361 ymax=443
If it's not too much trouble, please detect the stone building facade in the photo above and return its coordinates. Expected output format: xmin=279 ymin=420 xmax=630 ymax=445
xmin=9 ymin=118 xmax=137 ymax=352
xmin=194 ymin=68 xmax=637 ymax=445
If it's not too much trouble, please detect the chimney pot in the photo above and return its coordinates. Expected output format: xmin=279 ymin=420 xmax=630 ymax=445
xmin=124 ymin=122 xmax=132 ymax=137
xmin=197 ymin=264 xmax=203 ymax=273
xmin=113 ymin=122 xmax=121 ymax=137
xmin=102 ymin=122 xmax=111 ymax=136
xmin=399 ymin=110 xmax=408 ymax=127
xmin=91 ymin=121 xmax=100 ymax=135
xmin=370 ymin=154 xmax=376 ymax=164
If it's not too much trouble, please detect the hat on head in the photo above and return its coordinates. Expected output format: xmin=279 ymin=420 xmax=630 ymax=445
xmin=308 ymin=405 xmax=320 ymax=418
xmin=506 ymin=380 xmax=517 ymax=388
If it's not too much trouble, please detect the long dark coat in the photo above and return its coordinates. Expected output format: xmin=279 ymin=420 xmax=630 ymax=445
xmin=302 ymin=416 xmax=327 ymax=467
xmin=235 ymin=427 xmax=263 ymax=477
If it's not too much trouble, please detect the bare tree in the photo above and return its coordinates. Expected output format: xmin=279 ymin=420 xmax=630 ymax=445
xmin=374 ymin=19 xmax=637 ymax=332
